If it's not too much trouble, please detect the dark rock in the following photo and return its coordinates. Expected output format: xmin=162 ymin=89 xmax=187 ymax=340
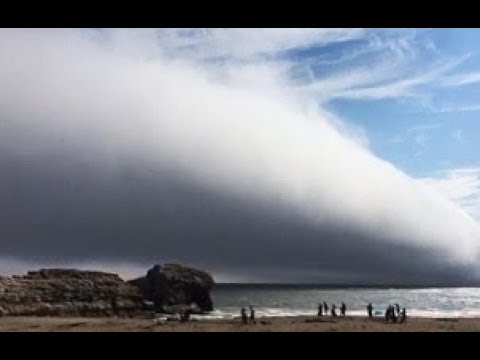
xmin=129 ymin=264 xmax=214 ymax=313
xmin=0 ymin=269 xmax=145 ymax=316
xmin=0 ymin=264 xmax=215 ymax=317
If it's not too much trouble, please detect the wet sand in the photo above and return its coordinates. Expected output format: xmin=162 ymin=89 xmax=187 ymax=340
xmin=0 ymin=315 xmax=479 ymax=331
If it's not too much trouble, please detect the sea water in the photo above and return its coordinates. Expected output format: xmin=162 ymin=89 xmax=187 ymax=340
xmin=202 ymin=286 xmax=480 ymax=319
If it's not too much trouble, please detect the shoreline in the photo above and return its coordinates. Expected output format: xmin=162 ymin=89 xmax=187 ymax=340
xmin=1 ymin=315 xmax=480 ymax=331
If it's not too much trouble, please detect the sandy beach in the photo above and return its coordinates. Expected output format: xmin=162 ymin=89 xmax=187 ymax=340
xmin=0 ymin=315 xmax=479 ymax=332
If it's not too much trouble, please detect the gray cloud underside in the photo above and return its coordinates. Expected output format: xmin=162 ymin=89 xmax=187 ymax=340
xmin=0 ymin=149 xmax=475 ymax=285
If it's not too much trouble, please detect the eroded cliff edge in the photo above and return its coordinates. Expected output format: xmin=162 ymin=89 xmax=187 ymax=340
xmin=0 ymin=264 xmax=214 ymax=316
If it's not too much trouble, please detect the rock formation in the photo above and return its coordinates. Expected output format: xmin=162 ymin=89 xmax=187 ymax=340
xmin=128 ymin=264 xmax=214 ymax=313
xmin=0 ymin=269 xmax=145 ymax=316
xmin=0 ymin=264 xmax=215 ymax=316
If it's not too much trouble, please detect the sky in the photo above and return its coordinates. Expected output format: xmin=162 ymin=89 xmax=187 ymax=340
xmin=1 ymin=28 xmax=480 ymax=284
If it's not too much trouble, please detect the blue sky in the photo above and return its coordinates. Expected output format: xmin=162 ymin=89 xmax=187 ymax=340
xmin=313 ymin=29 xmax=480 ymax=178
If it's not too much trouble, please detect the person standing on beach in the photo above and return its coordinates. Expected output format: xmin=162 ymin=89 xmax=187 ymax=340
xmin=399 ymin=308 xmax=407 ymax=323
xmin=367 ymin=303 xmax=373 ymax=318
xmin=318 ymin=303 xmax=323 ymax=317
xmin=249 ymin=306 xmax=256 ymax=324
xmin=341 ymin=302 xmax=346 ymax=317
xmin=395 ymin=303 xmax=400 ymax=316
xmin=241 ymin=308 xmax=247 ymax=324
xmin=331 ymin=304 xmax=337 ymax=317
xmin=323 ymin=302 xmax=329 ymax=316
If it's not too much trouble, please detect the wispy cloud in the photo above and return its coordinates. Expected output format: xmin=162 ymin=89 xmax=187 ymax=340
xmin=433 ymin=104 xmax=480 ymax=113
xmin=419 ymin=168 xmax=480 ymax=222
xmin=141 ymin=28 xmax=480 ymax=112
xmin=390 ymin=122 xmax=442 ymax=149
xmin=441 ymin=71 xmax=480 ymax=87
xmin=409 ymin=123 xmax=443 ymax=132
xmin=452 ymin=129 xmax=464 ymax=142
xmin=329 ymin=54 xmax=471 ymax=101
xmin=292 ymin=33 xmax=473 ymax=104
xmin=154 ymin=28 xmax=367 ymax=62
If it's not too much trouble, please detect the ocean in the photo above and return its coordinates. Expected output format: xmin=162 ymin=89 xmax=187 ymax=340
xmin=203 ymin=285 xmax=480 ymax=319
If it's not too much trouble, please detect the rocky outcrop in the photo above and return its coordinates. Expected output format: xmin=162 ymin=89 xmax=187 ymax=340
xmin=0 ymin=265 xmax=215 ymax=316
xmin=0 ymin=269 xmax=145 ymax=316
xmin=128 ymin=264 xmax=214 ymax=313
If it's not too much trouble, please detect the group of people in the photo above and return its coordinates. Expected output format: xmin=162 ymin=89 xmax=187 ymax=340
xmin=240 ymin=306 xmax=255 ymax=324
xmin=317 ymin=301 xmax=347 ymax=317
xmin=239 ymin=302 xmax=407 ymax=324
xmin=385 ymin=303 xmax=407 ymax=323
xmin=367 ymin=302 xmax=407 ymax=323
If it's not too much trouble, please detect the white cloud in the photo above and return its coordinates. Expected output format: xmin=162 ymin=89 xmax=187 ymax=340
xmin=390 ymin=123 xmax=442 ymax=148
xmin=154 ymin=28 xmax=367 ymax=61
xmin=330 ymin=54 xmax=471 ymax=100
xmin=434 ymin=104 xmax=480 ymax=113
xmin=1 ymin=29 xmax=480 ymax=280
xmin=419 ymin=168 xmax=480 ymax=222
xmin=441 ymin=71 xmax=480 ymax=87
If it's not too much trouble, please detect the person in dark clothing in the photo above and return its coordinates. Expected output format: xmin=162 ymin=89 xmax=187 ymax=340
xmin=367 ymin=303 xmax=373 ymax=319
xmin=385 ymin=305 xmax=392 ymax=322
xmin=340 ymin=302 xmax=346 ymax=317
xmin=323 ymin=302 xmax=329 ymax=315
xmin=386 ymin=304 xmax=397 ymax=323
xmin=318 ymin=303 xmax=323 ymax=317
xmin=395 ymin=303 xmax=400 ymax=316
xmin=331 ymin=304 xmax=337 ymax=317
xmin=241 ymin=307 xmax=248 ymax=324
xmin=391 ymin=308 xmax=398 ymax=323
xmin=180 ymin=309 xmax=192 ymax=322
xmin=399 ymin=308 xmax=407 ymax=323
xmin=249 ymin=306 xmax=256 ymax=324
